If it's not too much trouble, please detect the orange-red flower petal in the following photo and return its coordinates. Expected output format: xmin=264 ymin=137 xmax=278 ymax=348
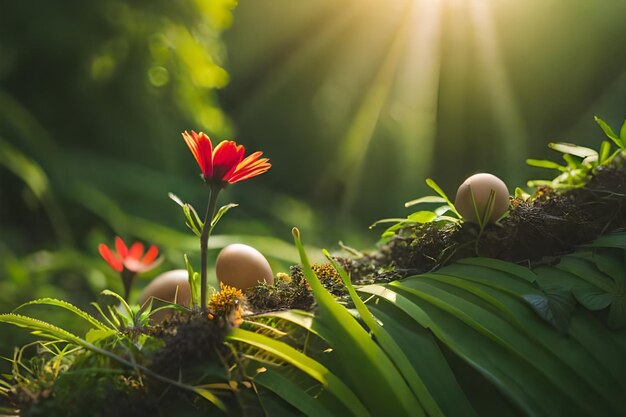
xmin=99 ymin=237 xmax=160 ymax=274
xmin=99 ymin=243 xmax=123 ymax=272
xmin=182 ymin=130 xmax=270 ymax=185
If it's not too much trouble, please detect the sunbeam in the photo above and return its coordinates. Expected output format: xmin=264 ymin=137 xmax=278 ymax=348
xmin=468 ymin=0 xmax=528 ymax=179
xmin=320 ymin=1 xmax=416 ymax=213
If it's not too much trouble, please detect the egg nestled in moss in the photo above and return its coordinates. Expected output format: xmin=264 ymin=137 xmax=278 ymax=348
xmin=216 ymin=244 xmax=274 ymax=290
xmin=455 ymin=173 xmax=510 ymax=224
xmin=138 ymin=269 xmax=191 ymax=321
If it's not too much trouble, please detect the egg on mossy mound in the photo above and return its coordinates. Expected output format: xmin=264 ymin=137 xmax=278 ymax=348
xmin=138 ymin=269 xmax=191 ymax=321
xmin=216 ymin=244 xmax=274 ymax=290
xmin=455 ymin=173 xmax=510 ymax=224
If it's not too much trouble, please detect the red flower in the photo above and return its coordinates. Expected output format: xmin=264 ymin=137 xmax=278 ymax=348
xmin=182 ymin=130 xmax=271 ymax=186
xmin=98 ymin=237 xmax=161 ymax=274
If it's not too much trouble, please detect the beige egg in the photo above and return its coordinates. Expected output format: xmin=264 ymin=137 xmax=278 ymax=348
xmin=455 ymin=173 xmax=510 ymax=224
xmin=216 ymin=244 xmax=274 ymax=290
xmin=137 ymin=269 xmax=191 ymax=321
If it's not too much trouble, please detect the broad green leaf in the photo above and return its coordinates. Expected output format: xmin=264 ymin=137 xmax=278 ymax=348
xmin=454 ymin=258 xmax=537 ymax=284
xmin=425 ymin=178 xmax=460 ymax=216
xmin=365 ymin=304 xmax=476 ymax=417
xmin=417 ymin=270 xmax=624 ymax=409
xmin=525 ymin=159 xmax=566 ymax=170
xmin=292 ymin=229 xmax=423 ymax=417
xmin=408 ymin=211 xmax=438 ymax=223
xmin=572 ymin=288 xmax=613 ymax=311
xmin=595 ymin=116 xmax=624 ymax=148
xmin=324 ymin=251 xmax=446 ymax=417
xmin=609 ymin=298 xmax=626 ymax=329
xmin=253 ymin=368 xmax=335 ymax=417
xmin=549 ymin=142 xmax=597 ymax=158
xmin=522 ymin=290 xmax=574 ymax=334
xmin=554 ymin=256 xmax=614 ymax=292
xmin=227 ymin=328 xmax=368 ymax=417
xmin=582 ymin=232 xmax=626 ymax=249
xmin=620 ymin=119 xmax=626 ymax=141
xmin=592 ymin=249 xmax=625 ymax=285
xmin=404 ymin=196 xmax=446 ymax=208
xmin=359 ymin=285 xmax=568 ymax=416
xmin=15 ymin=298 xmax=111 ymax=331
xmin=569 ymin=310 xmax=626 ymax=390
xmin=391 ymin=279 xmax=614 ymax=414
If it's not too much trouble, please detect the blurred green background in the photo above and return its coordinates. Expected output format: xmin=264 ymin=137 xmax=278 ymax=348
xmin=0 ymin=0 xmax=625 ymax=355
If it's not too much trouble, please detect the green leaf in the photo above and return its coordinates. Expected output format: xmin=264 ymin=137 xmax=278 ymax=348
xmin=358 ymin=285 xmax=567 ymax=417
xmin=184 ymin=254 xmax=200 ymax=308
xmin=527 ymin=179 xmax=552 ymax=188
xmin=608 ymin=298 xmax=626 ymax=329
xmin=370 ymin=211 xmax=436 ymax=229
xmin=364 ymin=304 xmax=476 ymax=417
xmin=408 ymin=211 xmax=438 ymax=223
xmin=324 ymin=250 xmax=447 ymax=417
xmin=582 ymin=232 xmax=626 ymax=249
xmin=193 ymin=387 xmax=226 ymax=412
xmin=0 ymin=313 xmax=85 ymax=345
xmin=184 ymin=204 xmax=203 ymax=237
xmin=592 ymin=249 xmax=625 ymax=285
xmin=599 ymin=140 xmax=611 ymax=164
xmin=454 ymin=257 xmax=537 ymax=284
xmin=15 ymin=298 xmax=111 ymax=331
xmin=227 ymin=328 xmax=369 ymax=417
xmin=425 ymin=178 xmax=460 ymax=217
xmin=572 ymin=287 xmax=613 ymax=311
xmin=404 ymin=196 xmax=446 ymax=208
xmin=548 ymin=142 xmax=598 ymax=158
xmin=562 ymin=153 xmax=581 ymax=169
xmin=595 ymin=116 xmax=624 ymax=148
xmin=514 ymin=187 xmax=530 ymax=200
xmin=369 ymin=218 xmax=415 ymax=229
xmin=169 ymin=193 xmax=203 ymax=237
xmin=620 ymin=119 xmax=626 ymax=141
xmin=85 ymin=328 xmax=117 ymax=344
xmin=210 ymin=203 xmax=239 ymax=231
xmin=525 ymin=159 xmax=566 ymax=170
xmin=522 ymin=287 xmax=575 ymax=333
xmin=253 ymin=368 xmax=336 ymax=417
xmin=101 ymin=290 xmax=134 ymax=322
xmin=292 ymin=228 xmax=424 ymax=417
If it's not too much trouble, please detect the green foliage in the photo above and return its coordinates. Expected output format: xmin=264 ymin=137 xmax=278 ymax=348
xmin=372 ymin=178 xmax=461 ymax=239
xmin=229 ymin=231 xmax=626 ymax=417
xmin=526 ymin=117 xmax=626 ymax=190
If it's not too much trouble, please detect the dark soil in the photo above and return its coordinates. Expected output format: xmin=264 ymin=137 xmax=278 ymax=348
xmin=378 ymin=165 xmax=626 ymax=277
xmin=149 ymin=310 xmax=231 ymax=378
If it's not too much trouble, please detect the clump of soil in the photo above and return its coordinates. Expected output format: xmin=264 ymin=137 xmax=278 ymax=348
xmin=380 ymin=165 xmax=626 ymax=276
xmin=149 ymin=310 xmax=231 ymax=378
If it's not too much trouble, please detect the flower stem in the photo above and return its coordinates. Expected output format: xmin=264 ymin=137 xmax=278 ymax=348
xmin=200 ymin=185 xmax=221 ymax=312
xmin=121 ymin=269 xmax=134 ymax=302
